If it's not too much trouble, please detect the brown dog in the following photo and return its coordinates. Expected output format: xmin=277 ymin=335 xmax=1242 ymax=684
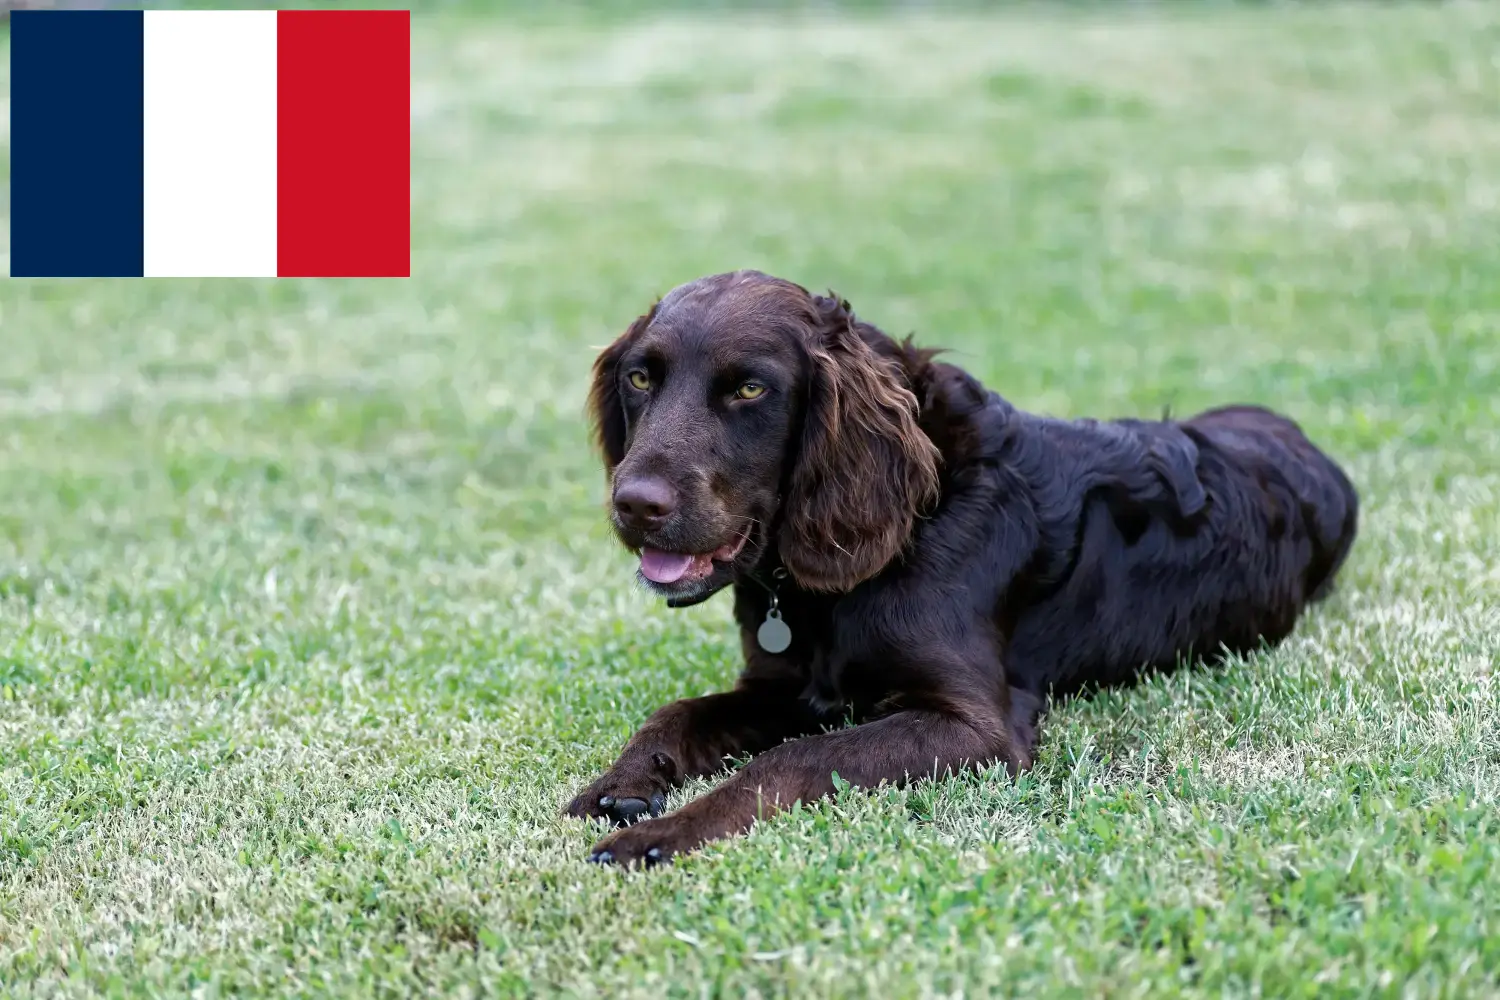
xmin=566 ymin=270 xmax=1357 ymax=867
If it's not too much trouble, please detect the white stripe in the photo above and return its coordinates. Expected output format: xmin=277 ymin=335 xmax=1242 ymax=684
xmin=143 ymin=11 xmax=278 ymax=278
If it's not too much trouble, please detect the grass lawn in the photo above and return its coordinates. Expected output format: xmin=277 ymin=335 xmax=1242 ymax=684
xmin=4 ymin=1 xmax=1500 ymax=995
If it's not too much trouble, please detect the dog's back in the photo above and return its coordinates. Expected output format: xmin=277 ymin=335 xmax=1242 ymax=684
xmin=1000 ymin=402 xmax=1358 ymax=697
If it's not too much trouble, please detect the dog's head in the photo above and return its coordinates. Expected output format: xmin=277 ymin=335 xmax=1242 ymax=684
xmin=588 ymin=270 xmax=940 ymax=604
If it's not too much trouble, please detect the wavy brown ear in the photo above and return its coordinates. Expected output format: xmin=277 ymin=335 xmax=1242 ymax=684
xmin=587 ymin=305 xmax=656 ymax=473
xmin=780 ymin=295 xmax=941 ymax=592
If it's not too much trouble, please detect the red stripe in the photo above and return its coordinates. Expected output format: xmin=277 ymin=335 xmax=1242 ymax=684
xmin=277 ymin=10 xmax=409 ymax=278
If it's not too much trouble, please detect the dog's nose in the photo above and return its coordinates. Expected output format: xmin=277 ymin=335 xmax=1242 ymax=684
xmin=613 ymin=476 xmax=678 ymax=528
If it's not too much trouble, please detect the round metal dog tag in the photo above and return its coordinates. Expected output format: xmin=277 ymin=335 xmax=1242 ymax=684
xmin=757 ymin=609 xmax=792 ymax=654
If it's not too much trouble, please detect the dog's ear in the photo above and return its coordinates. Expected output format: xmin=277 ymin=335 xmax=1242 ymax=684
xmin=780 ymin=294 xmax=941 ymax=592
xmin=587 ymin=305 xmax=656 ymax=473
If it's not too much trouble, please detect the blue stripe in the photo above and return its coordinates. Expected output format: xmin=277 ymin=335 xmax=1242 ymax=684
xmin=10 ymin=11 xmax=145 ymax=278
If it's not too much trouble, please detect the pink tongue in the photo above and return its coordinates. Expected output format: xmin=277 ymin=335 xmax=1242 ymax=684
xmin=640 ymin=548 xmax=693 ymax=584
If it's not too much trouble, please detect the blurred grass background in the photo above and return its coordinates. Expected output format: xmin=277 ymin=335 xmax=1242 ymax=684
xmin=2 ymin=2 xmax=1499 ymax=996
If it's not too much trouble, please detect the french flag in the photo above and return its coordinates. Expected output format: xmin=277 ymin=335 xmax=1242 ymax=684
xmin=9 ymin=9 xmax=410 ymax=278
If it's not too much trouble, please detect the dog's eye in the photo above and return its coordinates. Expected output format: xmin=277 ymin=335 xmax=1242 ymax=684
xmin=735 ymin=382 xmax=767 ymax=400
xmin=627 ymin=370 xmax=651 ymax=391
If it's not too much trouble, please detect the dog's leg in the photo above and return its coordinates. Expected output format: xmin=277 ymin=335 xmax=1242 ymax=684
xmin=583 ymin=703 xmax=1021 ymax=866
xmin=563 ymin=679 xmax=821 ymax=827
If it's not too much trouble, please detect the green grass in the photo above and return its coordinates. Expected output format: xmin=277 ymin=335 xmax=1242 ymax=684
xmin=4 ymin=2 xmax=1500 ymax=996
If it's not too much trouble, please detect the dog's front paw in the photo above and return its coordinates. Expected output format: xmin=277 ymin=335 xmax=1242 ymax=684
xmin=565 ymin=788 xmax=667 ymax=826
xmin=563 ymin=753 xmax=676 ymax=826
xmin=585 ymin=812 xmax=708 ymax=869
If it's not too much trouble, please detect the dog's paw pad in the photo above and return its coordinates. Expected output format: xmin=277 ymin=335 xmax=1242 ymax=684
xmin=603 ymin=797 xmax=652 ymax=824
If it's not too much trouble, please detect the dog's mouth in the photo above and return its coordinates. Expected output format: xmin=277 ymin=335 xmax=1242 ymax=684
xmin=638 ymin=531 xmax=748 ymax=586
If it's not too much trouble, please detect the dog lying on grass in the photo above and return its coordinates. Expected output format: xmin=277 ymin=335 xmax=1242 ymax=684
xmin=565 ymin=270 xmax=1358 ymax=867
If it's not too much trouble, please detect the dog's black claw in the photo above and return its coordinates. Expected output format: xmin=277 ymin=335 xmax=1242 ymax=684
xmin=588 ymin=850 xmax=614 ymax=865
xmin=644 ymin=847 xmax=663 ymax=867
xmin=649 ymin=793 xmax=666 ymax=816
